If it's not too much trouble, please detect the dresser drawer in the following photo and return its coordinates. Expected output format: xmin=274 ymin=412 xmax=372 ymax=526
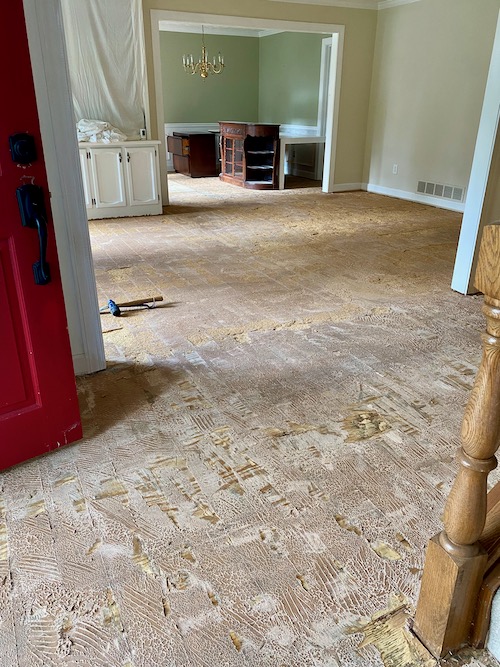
xmin=172 ymin=154 xmax=190 ymax=175
xmin=167 ymin=135 xmax=189 ymax=156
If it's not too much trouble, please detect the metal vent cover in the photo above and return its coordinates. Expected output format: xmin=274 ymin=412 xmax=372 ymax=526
xmin=417 ymin=180 xmax=465 ymax=202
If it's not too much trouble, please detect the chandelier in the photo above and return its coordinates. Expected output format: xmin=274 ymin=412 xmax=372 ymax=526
xmin=182 ymin=26 xmax=224 ymax=78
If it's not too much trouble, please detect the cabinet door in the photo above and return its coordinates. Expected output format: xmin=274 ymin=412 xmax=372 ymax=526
xmin=223 ymin=137 xmax=244 ymax=179
xmin=125 ymin=146 xmax=159 ymax=206
xmin=79 ymin=148 xmax=93 ymax=209
xmin=90 ymin=147 xmax=126 ymax=209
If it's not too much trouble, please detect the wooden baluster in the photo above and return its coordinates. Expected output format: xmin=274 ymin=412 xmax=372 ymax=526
xmin=413 ymin=223 xmax=500 ymax=658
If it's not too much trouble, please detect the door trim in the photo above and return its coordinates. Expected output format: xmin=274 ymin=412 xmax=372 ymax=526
xmin=23 ymin=0 xmax=105 ymax=375
xmin=451 ymin=10 xmax=500 ymax=294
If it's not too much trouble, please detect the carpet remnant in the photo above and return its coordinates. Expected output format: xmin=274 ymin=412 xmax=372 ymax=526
xmin=0 ymin=175 xmax=497 ymax=667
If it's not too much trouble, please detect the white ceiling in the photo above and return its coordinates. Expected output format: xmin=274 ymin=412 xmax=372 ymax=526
xmin=158 ymin=0 xmax=420 ymax=34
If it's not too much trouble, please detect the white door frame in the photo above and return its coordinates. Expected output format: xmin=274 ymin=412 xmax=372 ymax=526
xmin=451 ymin=10 xmax=500 ymax=294
xmin=150 ymin=10 xmax=344 ymax=202
xmin=317 ymin=37 xmax=332 ymax=136
xmin=23 ymin=0 xmax=105 ymax=375
xmin=314 ymin=36 xmax=332 ymax=180
xmin=322 ymin=32 xmax=342 ymax=192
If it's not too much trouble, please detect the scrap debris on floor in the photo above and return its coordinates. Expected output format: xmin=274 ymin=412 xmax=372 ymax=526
xmin=0 ymin=174 xmax=498 ymax=667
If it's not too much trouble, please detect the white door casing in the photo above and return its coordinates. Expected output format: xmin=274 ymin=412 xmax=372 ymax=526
xmin=451 ymin=10 xmax=500 ymax=294
xmin=23 ymin=0 xmax=105 ymax=376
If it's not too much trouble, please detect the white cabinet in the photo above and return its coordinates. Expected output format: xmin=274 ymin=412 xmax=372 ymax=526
xmin=78 ymin=141 xmax=162 ymax=219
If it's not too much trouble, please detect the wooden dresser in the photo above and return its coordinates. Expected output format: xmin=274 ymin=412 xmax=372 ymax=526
xmin=219 ymin=122 xmax=280 ymax=190
xmin=167 ymin=132 xmax=218 ymax=178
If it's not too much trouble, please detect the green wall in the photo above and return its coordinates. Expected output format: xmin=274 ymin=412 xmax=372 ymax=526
xmin=160 ymin=30 xmax=326 ymax=127
xmin=160 ymin=32 xmax=259 ymax=123
xmin=258 ymin=32 xmax=325 ymax=126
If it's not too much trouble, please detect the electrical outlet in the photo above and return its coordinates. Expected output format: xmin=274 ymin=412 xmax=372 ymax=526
xmin=392 ymin=163 xmax=398 ymax=175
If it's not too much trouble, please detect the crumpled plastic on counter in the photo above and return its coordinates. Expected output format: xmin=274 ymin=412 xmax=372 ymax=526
xmin=77 ymin=119 xmax=128 ymax=143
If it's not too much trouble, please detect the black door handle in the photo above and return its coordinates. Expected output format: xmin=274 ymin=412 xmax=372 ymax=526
xmin=16 ymin=183 xmax=51 ymax=285
xmin=33 ymin=213 xmax=50 ymax=285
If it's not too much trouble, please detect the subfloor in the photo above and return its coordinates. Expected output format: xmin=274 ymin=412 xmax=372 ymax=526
xmin=1 ymin=174 xmax=499 ymax=667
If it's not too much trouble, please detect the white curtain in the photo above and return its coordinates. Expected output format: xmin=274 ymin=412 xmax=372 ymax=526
xmin=61 ymin=0 xmax=146 ymax=139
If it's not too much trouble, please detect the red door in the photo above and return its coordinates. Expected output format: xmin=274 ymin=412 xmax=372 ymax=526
xmin=0 ymin=0 xmax=82 ymax=470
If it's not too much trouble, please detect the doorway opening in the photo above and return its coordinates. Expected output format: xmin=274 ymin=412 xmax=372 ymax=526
xmin=150 ymin=11 xmax=344 ymax=204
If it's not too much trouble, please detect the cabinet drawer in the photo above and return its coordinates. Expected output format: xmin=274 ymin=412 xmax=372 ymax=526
xmin=167 ymin=135 xmax=189 ymax=156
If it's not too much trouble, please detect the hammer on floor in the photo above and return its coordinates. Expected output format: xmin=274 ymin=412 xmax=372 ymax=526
xmin=99 ymin=295 xmax=163 ymax=317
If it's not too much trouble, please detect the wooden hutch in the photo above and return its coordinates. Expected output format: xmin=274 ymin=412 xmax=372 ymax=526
xmin=219 ymin=122 xmax=280 ymax=190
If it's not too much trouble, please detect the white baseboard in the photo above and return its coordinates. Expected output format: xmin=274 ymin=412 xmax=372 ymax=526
xmin=332 ymin=182 xmax=363 ymax=192
xmin=364 ymin=183 xmax=465 ymax=212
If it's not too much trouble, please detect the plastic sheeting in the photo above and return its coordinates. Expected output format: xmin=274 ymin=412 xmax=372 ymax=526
xmin=61 ymin=0 xmax=146 ymax=140
xmin=76 ymin=119 xmax=128 ymax=143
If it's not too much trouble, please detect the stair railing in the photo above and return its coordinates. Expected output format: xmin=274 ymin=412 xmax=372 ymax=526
xmin=413 ymin=222 xmax=500 ymax=657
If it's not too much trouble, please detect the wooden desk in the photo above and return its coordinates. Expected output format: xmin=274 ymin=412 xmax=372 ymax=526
xmin=279 ymin=135 xmax=326 ymax=189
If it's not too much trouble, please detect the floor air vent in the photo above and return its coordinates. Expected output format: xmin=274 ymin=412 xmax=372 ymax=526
xmin=417 ymin=180 xmax=465 ymax=202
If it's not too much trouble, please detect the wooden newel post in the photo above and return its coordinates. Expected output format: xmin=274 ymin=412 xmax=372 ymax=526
xmin=414 ymin=224 xmax=500 ymax=658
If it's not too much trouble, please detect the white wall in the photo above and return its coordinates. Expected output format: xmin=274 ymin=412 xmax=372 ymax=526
xmin=365 ymin=0 xmax=500 ymax=211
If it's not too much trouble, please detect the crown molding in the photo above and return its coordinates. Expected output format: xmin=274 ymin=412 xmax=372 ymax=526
xmin=263 ymin=0 xmax=423 ymax=9
xmin=378 ymin=0 xmax=421 ymax=9
xmin=158 ymin=0 xmax=423 ymax=37
xmin=266 ymin=0 xmax=379 ymax=8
